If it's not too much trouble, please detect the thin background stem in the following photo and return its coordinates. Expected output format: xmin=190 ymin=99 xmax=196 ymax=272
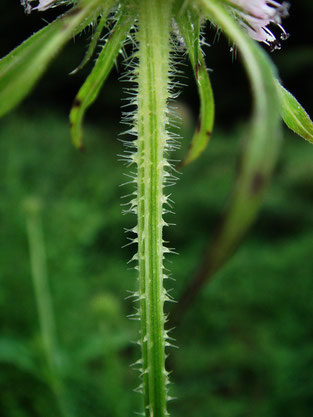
xmin=25 ymin=198 xmax=74 ymax=417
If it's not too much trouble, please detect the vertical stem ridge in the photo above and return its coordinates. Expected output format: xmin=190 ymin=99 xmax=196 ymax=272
xmin=135 ymin=1 xmax=172 ymax=415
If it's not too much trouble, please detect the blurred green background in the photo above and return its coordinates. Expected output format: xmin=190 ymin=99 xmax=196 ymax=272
xmin=0 ymin=1 xmax=313 ymax=416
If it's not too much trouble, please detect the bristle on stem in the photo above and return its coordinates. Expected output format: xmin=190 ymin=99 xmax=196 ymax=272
xmin=123 ymin=0 xmax=175 ymax=415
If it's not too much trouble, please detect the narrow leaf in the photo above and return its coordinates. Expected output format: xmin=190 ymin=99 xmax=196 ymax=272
xmin=70 ymin=9 xmax=109 ymax=75
xmin=0 ymin=0 xmax=104 ymax=118
xmin=276 ymin=80 xmax=313 ymax=144
xmin=172 ymin=0 xmax=282 ymax=324
xmin=70 ymin=10 xmax=133 ymax=148
xmin=198 ymin=0 xmax=281 ymax=251
xmin=177 ymin=9 xmax=215 ymax=167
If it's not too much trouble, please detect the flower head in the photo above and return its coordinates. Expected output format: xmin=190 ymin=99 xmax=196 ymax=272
xmin=228 ymin=0 xmax=290 ymax=50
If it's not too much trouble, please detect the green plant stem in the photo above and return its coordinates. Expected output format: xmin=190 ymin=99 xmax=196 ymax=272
xmin=135 ymin=1 xmax=172 ymax=415
xmin=25 ymin=199 xmax=73 ymax=417
xmin=25 ymin=200 xmax=58 ymax=371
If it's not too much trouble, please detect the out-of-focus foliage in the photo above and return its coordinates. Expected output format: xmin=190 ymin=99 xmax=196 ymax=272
xmin=0 ymin=112 xmax=312 ymax=417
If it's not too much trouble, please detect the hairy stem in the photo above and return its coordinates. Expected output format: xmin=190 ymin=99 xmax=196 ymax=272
xmin=135 ymin=1 xmax=173 ymax=415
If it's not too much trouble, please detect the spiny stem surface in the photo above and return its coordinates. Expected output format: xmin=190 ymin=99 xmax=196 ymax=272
xmin=135 ymin=0 xmax=173 ymax=415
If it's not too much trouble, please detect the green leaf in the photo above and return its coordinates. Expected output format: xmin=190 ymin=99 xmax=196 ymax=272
xmin=187 ymin=1 xmax=281 ymax=279
xmin=70 ymin=9 xmax=110 ymax=75
xmin=70 ymin=9 xmax=133 ymax=148
xmin=177 ymin=8 xmax=215 ymax=167
xmin=0 ymin=0 xmax=104 ymax=118
xmin=276 ymin=80 xmax=313 ymax=144
xmin=171 ymin=0 xmax=285 ymax=326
